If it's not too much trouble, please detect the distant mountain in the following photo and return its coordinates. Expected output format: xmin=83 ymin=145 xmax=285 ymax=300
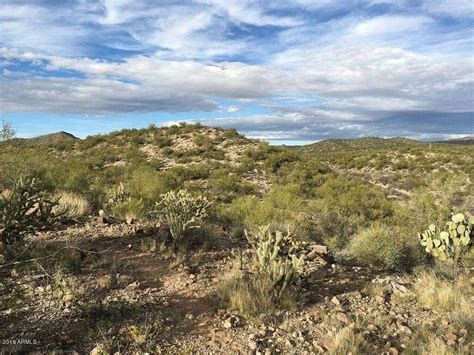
xmin=5 ymin=131 xmax=79 ymax=146
xmin=304 ymin=137 xmax=421 ymax=152
xmin=435 ymin=137 xmax=474 ymax=145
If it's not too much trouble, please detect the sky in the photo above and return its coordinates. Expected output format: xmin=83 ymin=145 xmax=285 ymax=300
xmin=0 ymin=0 xmax=473 ymax=143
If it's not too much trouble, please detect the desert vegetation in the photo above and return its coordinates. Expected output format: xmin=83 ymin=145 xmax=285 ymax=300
xmin=0 ymin=123 xmax=472 ymax=353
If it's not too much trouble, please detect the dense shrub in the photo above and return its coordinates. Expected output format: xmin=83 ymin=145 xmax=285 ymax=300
xmin=154 ymin=135 xmax=172 ymax=148
xmin=207 ymin=170 xmax=256 ymax=200
xmin=349 ymin=223 xmax=422 ymax=270
xmin=263 ymin=150 xmax=299 ymax=173
xmin=312 ymin=176 xmax=394 ymax=250
xmin=219 ymin=184 xmax=304 ymax=234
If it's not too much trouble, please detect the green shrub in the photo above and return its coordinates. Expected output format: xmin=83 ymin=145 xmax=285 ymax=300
xmin=349 ymin=223 xmax=421 ymax=270
xmin=219 ymin=184 xmax=304 ymax=233
xmin=263 ymin=150 xmax=299 ymax=173
xmin=222 ymin=128 xmax=239 ymax=139
xmin=208 ymin=170 xmax=256 ymax=200
xmin=312 ymin=176 xmax=394 ymax=250
xmin=154 ymin=136 xmax=172 ymax=148
xmin=156 ymin=189 xmax=212 ymax=249
xmin=105 ymin=183 xmax=147 ymax=220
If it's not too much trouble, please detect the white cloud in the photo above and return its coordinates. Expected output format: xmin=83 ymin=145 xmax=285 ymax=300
xmin=227 ymin=105 xmax=240 ymax=113
xmin=422 ymin=0 xmax=474 ymax=18
xmin=0 ymin=0 xmax=472 ymax=141
xmin=353 ymin=15 xmax=432 ymax=37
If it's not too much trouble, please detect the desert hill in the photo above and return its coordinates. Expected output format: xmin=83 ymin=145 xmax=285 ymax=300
xmin=436 ymin=136 xmax=474 ymax=145
xmin=305 ymin=136 xmax=421 ymax=153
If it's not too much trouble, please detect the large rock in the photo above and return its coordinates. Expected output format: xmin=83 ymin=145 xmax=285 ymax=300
xmin=306 ymin=245 xmax=328 ymax=262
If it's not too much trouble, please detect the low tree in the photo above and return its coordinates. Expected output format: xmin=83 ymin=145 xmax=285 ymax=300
xmin=0 ymin=119 xmax=15 ymax=142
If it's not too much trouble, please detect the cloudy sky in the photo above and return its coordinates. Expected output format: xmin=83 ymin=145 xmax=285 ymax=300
xmin=0 ymin=0 xmax=473 ymax=143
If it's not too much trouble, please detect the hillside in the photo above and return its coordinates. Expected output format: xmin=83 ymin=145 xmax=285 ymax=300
xmin=0 ymin=124 xmax=473 ymax=353
xmin=303 ymin=136 xmax=473 ymax=201
xmin=306 ymin=137 xmax=421 ymax=153
xmin=436 ymin=136 xmax=474 ymax=145
xmin=6 ymin=131 xmax=78 ymax=147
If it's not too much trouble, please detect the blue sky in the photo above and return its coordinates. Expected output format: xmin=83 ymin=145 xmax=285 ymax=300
xmin=0 ymin=0 xmax=473 ymax=143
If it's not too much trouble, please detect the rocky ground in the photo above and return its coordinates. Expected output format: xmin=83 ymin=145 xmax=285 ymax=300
xmin=1 ymin=220 xmax=472 ymax=354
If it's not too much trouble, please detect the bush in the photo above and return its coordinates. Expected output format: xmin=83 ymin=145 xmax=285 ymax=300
xmin=154 ymin=136 xmax=172 ymax=148
xmin=156 ymin=189 xmax=211 ymax=249
xmin=219 ymin=184 xmax=305 ymax=233
xmin=312 ymin=176 xmax=394 ymax=250
xmin=105 ymin=183 xmax=147 ymax=220
xmin=413 ymin=270 xmax=473 ymax=328
xmin=349 ymin=223 xmax=422 ymax=270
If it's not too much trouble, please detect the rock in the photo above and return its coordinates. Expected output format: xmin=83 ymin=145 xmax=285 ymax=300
xmin=331 ymin=296 xmax=341 ymax=306
xmin=249 ymin=340 xmax=258 ymax=350
xmin=98 ymin=210 xmax=106 ymax=217
xmin=375 ymin=295 xmax=385 ymax=304
xmin=388 ymin=347 xmax=399 ymax=355
xmin=90 ymin=344 xmax=109 ymax=355
xmin=126 ymin=216 xmax=135 ymax=225
xmin=96 ymin=216 xmax=109 ymax=225
xmin=223 ymin=316 xmax=239 ymax=329
xmin=126 ymin=281 xmax=140 ymax=289
xmin=307 ymin=245 xmax=328 ymax=261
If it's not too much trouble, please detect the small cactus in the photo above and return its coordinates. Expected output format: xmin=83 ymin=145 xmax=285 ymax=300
xmin=156 ymin=189 xmax=211 ymax=248
xmin=418 ymin=213 xmax=473 ymax=261
xmin=0 ymin=177 xmax=60 ymax=250
xmin=246 ymin=225 xmax=306 ymax=297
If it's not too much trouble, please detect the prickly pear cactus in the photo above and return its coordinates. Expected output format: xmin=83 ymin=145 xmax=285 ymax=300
xmin=418 ymin=213 xmax=473 ymax=261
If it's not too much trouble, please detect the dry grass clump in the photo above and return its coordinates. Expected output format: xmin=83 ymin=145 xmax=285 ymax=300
xmin=414 ymin=270 xmax=472 ymax=320
xmin=414 ymin=271 xmax=473 ymax=313
xmin=217 ymin=271 xmax=297 ymax=320
xmin=405 ymin=324 xmax=473 ymax=355
xmin=327 ymin=327 xmax=369 ymax=355
xmin=54 ymin=192 xmax=91 ymax=219
xmin=218 ymin=273 xmax=276 ymax=317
